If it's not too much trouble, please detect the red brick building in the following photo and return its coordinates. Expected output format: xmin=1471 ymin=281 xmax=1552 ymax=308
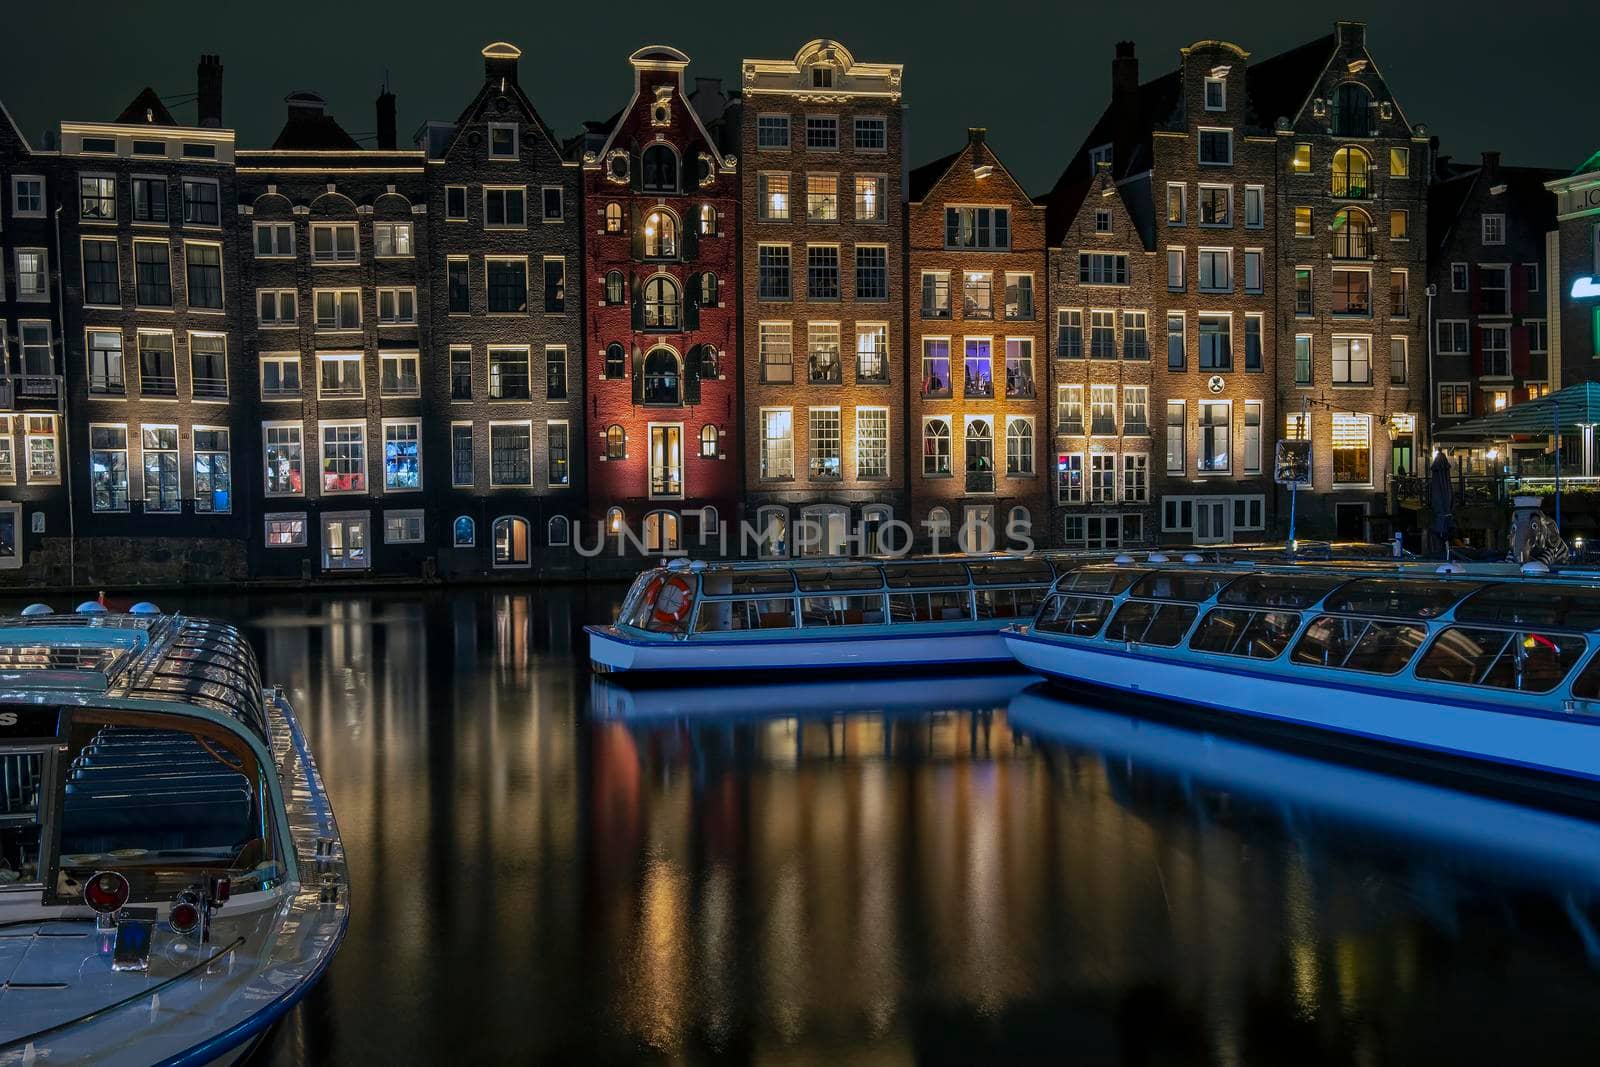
xmin=581 ymin=46 xmax=739 ymax=555
xmin=908 ymin=129 xmax=1047 ymax=550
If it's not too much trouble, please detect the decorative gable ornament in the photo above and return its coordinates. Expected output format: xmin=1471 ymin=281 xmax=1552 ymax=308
xmin=1346 ymin=59 xmax=1369 ymax=75
xmin=697 ymin=152 xmax=717 ymax=187
xmin=605 ymin=149 xmax=630 ymax=185
xmin=651 ymin=86 xmax=673 ymax=127
xmin=1378 ymin=102 xmax=1393 ymax=121
xmin=1312 ymin=98 xmax=1328 ymax=119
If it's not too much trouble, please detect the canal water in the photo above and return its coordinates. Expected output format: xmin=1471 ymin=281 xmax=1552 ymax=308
xmin=59 ymin=587 xmax=1600 ymax=1064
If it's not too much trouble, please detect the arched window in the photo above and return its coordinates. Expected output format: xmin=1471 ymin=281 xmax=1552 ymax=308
xmin=699 ymin=424 xmax=719 ymax=457
xmin=605 ymin=343 xmax=626 ymax=380
xmin=643 ymin=510 xmax=680 ymax=553
xmin=699 ymin=272 xmax=718 ymax=306
xmin=643 ymin=276 xmax=680 ymax=329
xmin=756 ymin=506 xmax=788 ymax=558
xmin=644 ymin=210 xmax=677 ymax=258
xmin=547 ymin=515 xmax=570 ymax=547
xmin=1331 ymin=146 xmax=1371 ymax=198
xmin=605 ymin=424 xmax=626 ymax=460
xmin=696 ymin=345 xmax=719 ymax=379
xmin=1331 ymin=83 xmax=1370 ymax=138
xmin=605 ymin=270 xmax=625 ymax=305
xmin=452 ymin=515 xmax=475 ymax=548
xmin=1332 ymin=207 xmax=1372 ymax=258
xmin=643 ymin=348 xmax=680 ymax=405
xmin=606 ymin=506 xmax=625 ymax=534
xmin=699 ymin=204 xmax=717 ymax=235
xmin=605 ymin=202 xmax=623 ymax=233
xmin=642 ymin=145 xmax=678 ymax=193
xmin=492 ymin=516 xmax=530 ymax=567
xmin=699 ymin=505 xmax=718 ymax=540
xmin=928 ymin=506 xmax=952 ymax=542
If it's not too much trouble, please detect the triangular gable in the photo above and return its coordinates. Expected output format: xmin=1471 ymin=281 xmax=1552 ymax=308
xmin=590 ymin=47 xmax=733 ymax=173
xmin=0 ymin=98 xmax=34 ymax=155
xmin=441 ymin=77 xmax=564 ymax=163
xmin=1060 ymin=163 xmax=1154 ymax=253
xmin=115 ymin=87 xmax=177 ymax=126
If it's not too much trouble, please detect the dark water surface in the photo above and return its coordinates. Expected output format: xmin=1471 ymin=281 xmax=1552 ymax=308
xmin=57 ymin=588 xmax=1600 ymax=1065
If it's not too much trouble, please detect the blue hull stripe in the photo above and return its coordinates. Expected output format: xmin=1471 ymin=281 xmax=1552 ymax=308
xmin=584 ymin=623 xmax=1013 ymax=650
xmin=1009 ymin=637 xmax=1600 ymax=785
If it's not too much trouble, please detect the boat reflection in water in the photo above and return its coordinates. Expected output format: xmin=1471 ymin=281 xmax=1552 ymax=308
xmin=590 ymin=672 xmax=1035 ymax=724
xmin=1008 ymin=686 xmax=1600 ymax=955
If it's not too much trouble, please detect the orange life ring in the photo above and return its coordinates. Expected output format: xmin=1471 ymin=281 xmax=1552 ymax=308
xmin=651 ymin=574 xmax=694 ymax=627
xmin=640 ymin=574 xmax=666 ymax=611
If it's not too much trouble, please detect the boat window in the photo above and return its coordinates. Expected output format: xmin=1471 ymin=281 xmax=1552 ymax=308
xmin=801 ymin=594 xmax=887 ymax=627
xmin=975 ymin=586 xmax=1047 ymax=620
xmin=1218 ymin=574 xmax=1347 ymax=610
xmin=1104 ymin=601 xmax=1198 ymax=647
xmin=1128 ymin=571 xmax=1231 ymax=603
xmin=1415 ymin=626 xmax=1587 ymax=693
xmin=57 ymin=711 xmax=273 ymax=883
xmin=889 ymin=590 xmax=973 ymax=623
xmin=1569 ymin=653 xmax=1600 ymax=700
xmin=1454 ymin=584 xmax=1600 ymax=632
xmin=967 ymin=558 xmax=1053 ymax=586
xmin=1324 ymin=578 xmax=1481 ymax=619
xmin=698 ymin=568 xmax=795 ymax=597
xmin=622 ymin=570 xmax=669 ymax=627
xmin=883 ymin=562 xmax=970 ymax=589
xmin=1058 ymin=568 xmax=1146 ymax=595
xmin=0 ymin=750 xmax=46 ymax=888
xmin=1035 ymin=594 xmax=1113 ymax=638
xmin=1290 ymin=616 xmax=1429 ymax=674
xmin=693 ymin=598 xmax=797 ymax=632
xmin=796 ymin=566 xmax=884 ymax=593
xmin=1189 ymin=608 xmax=1300 ymax=659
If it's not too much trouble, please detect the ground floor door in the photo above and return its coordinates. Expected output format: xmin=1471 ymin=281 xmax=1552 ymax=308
xmin=1193 ymin=500 xmax=1229 ymax=544
xmin=323 ymin=513 xmax=370 ymax=570
xmin=1335 ymin=502 xmax=1368 ymax=541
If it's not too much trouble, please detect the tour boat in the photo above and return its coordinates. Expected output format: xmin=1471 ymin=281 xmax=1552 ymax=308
xmin=586 ymin=555 xmax=1066 ymax=676
xmin=0 ymin=605 xmax=347 ymax=1065
xmin=1004 ymin=558 xmax=1600 ymax=788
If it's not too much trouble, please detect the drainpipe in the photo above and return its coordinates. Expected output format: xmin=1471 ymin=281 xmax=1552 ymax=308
xmin=51 ymin=203 xmax=76 ymax=586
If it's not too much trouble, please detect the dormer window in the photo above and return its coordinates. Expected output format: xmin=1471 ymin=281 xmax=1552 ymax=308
xmin=1204 ymin=76 xmax=1226 ymax=111
xmin=1089 ymin=144 xmax=1112 ymax=168
xmin=811 ymin=65 xmax=834 ymax=88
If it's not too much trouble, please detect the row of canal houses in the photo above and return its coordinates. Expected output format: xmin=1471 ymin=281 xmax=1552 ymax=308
xmin=0 ymin=24 xmax=1589 ymax=583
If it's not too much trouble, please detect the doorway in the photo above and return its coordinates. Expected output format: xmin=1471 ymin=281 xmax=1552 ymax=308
xmin=1193 ymin=500 xmax=1228 ymax=544
xmin=323 ymin=512 xmax=370 ymax=571
xmin=1334 ymin=502 xmax=1368 ymax=541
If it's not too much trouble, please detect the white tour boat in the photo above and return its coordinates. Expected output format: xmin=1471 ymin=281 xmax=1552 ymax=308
xmin=0 ymin=605 xmax=347 ymax=1065
xmin=587 ymin=555 xmax=1064 ymax=676
xmin=1004 ymin=559 xmax=1600 ymax=788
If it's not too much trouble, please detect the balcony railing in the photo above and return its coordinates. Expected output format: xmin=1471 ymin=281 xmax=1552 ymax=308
xmin=89 ymin=375 xmax=126 ymax=396
xmin=140 ymin=375 xmax=178 ymax=398
xmin=192 ymin=377 xmax=228 ymax=400
xmin=20 ymin=375 xmax=60 ymax=398
xmin=808 ymin=360 xmax=842 ymax=385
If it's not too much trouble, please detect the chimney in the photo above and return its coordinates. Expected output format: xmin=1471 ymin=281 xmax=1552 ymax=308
xmin=968 ymin=127 xmax=986 ymax=147
xmin=197 ymin=54 xmax=223 ymax=128
xmin=482 ymin=42 xmax=522 ymax=86
xmin=376 ymin=87 xmax=397 ymax=151
xmin=1112 ymin=41 xmax=1138 ymax=100
xmin=1109 ymin=42 xmax=1139 ymax=169
xmin=1338 ymin=21 xmax=1366 ymax=51
xmin=1482 ymin=150 xmax=1501 ymax=178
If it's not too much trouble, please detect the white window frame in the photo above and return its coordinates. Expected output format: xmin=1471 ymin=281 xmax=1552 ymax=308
xmin=1481 ymin=213 xmax=1506 ymax=245
xmin=310 ymin=222 xmax=359 ymax=265
xmin=15 ymin=248 xmax=48 ymax=302
xmin=855 ymin=406 xmax=890 ymax=480
xmin=383 ymin=509 xmax=426 ymax=545
xmin=253 ymin=221 xmax=295 ymax=257
xmin=262 ymin=420 xmax=305 ymax=497
xmin=1331 ymin=412 xmax=1374 ymax=489
xmin=264 ymin=512 xmax=308 ymax=548
xmin=318 ymin=420 xmax=369 ymax=496
xmin=11 ymin=175 xmax=46 ymax=218
xmin=1197 ymin=127 xmax=1233 ymax=166
xmin=487 ymin=122 xmax=519 ymax=159
xmin=260 ymin=353 xmax=301 ymax=400
xmin=376 ymin=287 xmax=418 ymax=325
xmin=316 ymin=351 xmax=365 ymax=400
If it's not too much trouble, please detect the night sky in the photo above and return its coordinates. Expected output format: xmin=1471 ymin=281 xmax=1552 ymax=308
xmin=6 ymin=2 xmax=1584 ymax=193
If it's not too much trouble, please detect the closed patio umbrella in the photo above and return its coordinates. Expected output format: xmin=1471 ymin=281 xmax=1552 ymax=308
xmin=1428 ymin=450 xmax=1454 ymax=556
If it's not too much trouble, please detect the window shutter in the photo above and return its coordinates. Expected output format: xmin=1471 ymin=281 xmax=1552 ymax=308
xmin=629 ymin=204 xmax=644 ymax=260
xmin=684 ymin=345 xmax=703 ymax=405
xmin=630 ymin=146 xmax=643 ymax=193
xmin=1470 ymin=321 xmax=1484 ymax=377
xmin=630 ymin=277 xmax=643 ymax=331
xmin=1468 ymin=267 xmax=1482 ymax=315
xmin=1511 ymin=266 xmax=1529 ymax=314
xmin=631 ymin=344 xmax=643 ymax=404
xmin=683 ymin=273 xmax=701 ymax=330
xmin=681 ymin=208 xmax=699 ymax=260
xmin=1511 ymin=324 xmax=1531 ymax=378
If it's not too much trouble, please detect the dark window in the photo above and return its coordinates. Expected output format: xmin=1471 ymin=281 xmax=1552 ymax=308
xmin=1244 ymin=316 xmax=1261 ymax=370
xmin=182 ymin=180 xmax=220 ymax=225
xmin=605 ymin=271 xmax=625 ymax=305
xmin=1105 ymin=601 xmax=1197 ymax=646
xmin=1291 ymin=616 xmax=1427 ymax=674
xmin=546 ymin=348 xmax=567 ymax=400
xmin=490 ymin=425 xmax=531 ymax=485
xmin=134 ymin=243 xmax=172 ymax=307
xmin=855 ymin=246 xmax=887 ymax=300
xmin=1416 ymin=626 xmax=1586 ymax=692
xmin=445 ymin=186 xmax=467 ymax=220
xmin=642 ymin=146 xmax=678 ymax=192
xmin=487 ymin=260 xmax=527 ymax=313
xmin=185 ymin=244 xmax=223 ymax=309
xmin=1331 ymin=83 xmax=1370 ymax=138
xmin=542 ymin=186 xmax=563 ymax=220
xmin=1189 ymin=608 xmax=1299 ymax=659
xmin=1035 ymin=594 xmax=1112 ymax=637
xmin=807 ymin=246 xmax=840 ymax=300
xmin=83 ymin=239 xmax=120 ymax=305
xmin=643 ymin=348 xmax=680 ymax=405
xmin=451 ymin=426 xmax=473 ymax=485
xmin=448 ymin=260 xmax=471 ymax=313
xmin=758 ymin=246 xmax=790 ymax=300
xmin=543 ymin=258 xmax=565 ymax=312
xmin=132 ymin=177 xmax=167 ymax=222
xmin=450 ymin=349 xmax=472 ymax=400
xmin=604 ymin=343 xmax=626 ymax=380
xmin=189 ymin=335 xmax=227 ymax=398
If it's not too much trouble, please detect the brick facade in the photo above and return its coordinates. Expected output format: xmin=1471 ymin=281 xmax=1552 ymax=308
xmin=908 ymin=129 xmax=1047 ymax=551
xmin=581 ymin=46 xmax=740 ymax=557
xmin=1548 ymin=162 xmax=1600 ymax=392
xmin=739 ymin=40 xmax=905 ymax=556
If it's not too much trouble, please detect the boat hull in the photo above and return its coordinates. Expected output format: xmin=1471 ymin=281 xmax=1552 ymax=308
xmin=1005 ymin=631 xmax=1600 ymax=786
xmin=587 ymin=624 xmax=1016 ymax=675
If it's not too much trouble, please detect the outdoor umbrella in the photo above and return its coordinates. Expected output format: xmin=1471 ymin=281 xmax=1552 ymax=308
xmin=1428 ymin=450 xmax=1454 ymax=555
